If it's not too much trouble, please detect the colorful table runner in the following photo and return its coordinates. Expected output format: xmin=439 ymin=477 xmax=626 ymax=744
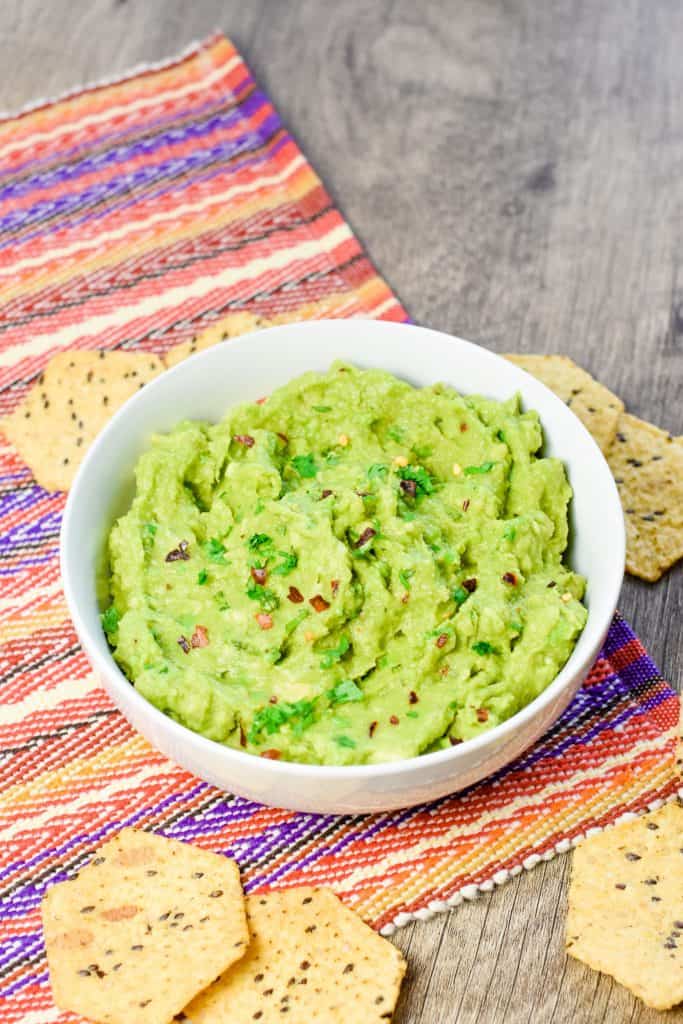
xmin=0 ymin=35 xmax=679 ymax=1023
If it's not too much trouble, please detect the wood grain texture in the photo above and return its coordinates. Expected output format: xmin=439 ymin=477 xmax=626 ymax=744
xmin=1 ymin=1 xmax=681 ymax=1020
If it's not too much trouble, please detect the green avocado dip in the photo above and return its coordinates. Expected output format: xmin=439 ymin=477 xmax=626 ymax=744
xmin=104 ymin=362 xmax=587 ymax=765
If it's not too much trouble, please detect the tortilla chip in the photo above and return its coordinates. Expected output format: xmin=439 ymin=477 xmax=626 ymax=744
xmin=504 ymin=354 xmax=624 ymax=454
xmin=606 ymin=413 xmax=683 ymax=581
xmin=566 ymin=803 xmax=683 ymax=1010
xmin=42 ymin=828 xmax=248 ymax=1024
xmin=164 ymin=298 xmax=351 ymax=368
xmin=185 ymin=887 xmax=406 ymax=1023
xmin=2 ymin=350 xmax=163 ymax=491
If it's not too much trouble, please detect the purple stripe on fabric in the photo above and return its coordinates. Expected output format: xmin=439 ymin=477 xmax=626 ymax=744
xmin=0 ymin=550 xmax=58 ymax=575
xmin=0 ymin=510 xmax=61 ymax=551
xmin=0 ymin=86 xmax=255 ymax=196
xmin=600 ymin=614 xmax=635 ymax=658
xmin=0 ymin=931 xmax=43 ymax=972
xmin=0 ymin=102 xmax=280 ymax=239
xmin=0 ymin=485 xmax=52 ymax=521
xmin=1 ymin=969 xmax=48 ymax=999
xmin=0 ymin=128 xmax=291 ymax=262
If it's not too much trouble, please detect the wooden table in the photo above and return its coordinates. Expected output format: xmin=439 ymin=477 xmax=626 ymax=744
xmin=3 ymin=2 xmax=681 ymax=1020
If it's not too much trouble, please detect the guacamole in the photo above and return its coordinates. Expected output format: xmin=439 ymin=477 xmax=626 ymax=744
xmin=104 ymin=363 xmax=587 ymax=765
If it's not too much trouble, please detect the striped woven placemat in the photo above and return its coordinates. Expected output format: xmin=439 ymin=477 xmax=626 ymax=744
xmin=0 ymin=34 xmax=679 ymax=1023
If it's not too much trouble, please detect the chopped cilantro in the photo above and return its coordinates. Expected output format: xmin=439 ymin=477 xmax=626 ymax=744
xmin=398 ymin=568 xmax=415 ymax=590
xmin=472 ymin=640 xmax=498 ymax=655
xmin=367 ymin=463 xmax=389 ymax=481
xmin=503 ymin=523 xmax=516 ymax=541
xmin=334 ymin=735 xmax=356 ymax=749
xmin=246 ymin=583 xmax=280 ymax=611
xmin=204 ymin=538 xmax=227 ymax=564
xmin=377 ymin=654 xmax=390 ymax=669
xmin=197 ymin=569 xmax=209 ymax=585
xmin=312 ymin=404 xmax=332 ymax=413
xmin=320 ymin=634 xmax=351 ymax=669
xmin=453 ymin=586 xmax=469 ymax=606
xmin=254 ymin=499 xmax=265 ymax=515
xmin=398 ymin=506 xmax=417 ymax=522
xmin=101 ymin=605 xmax=120 ymax=634
xmin=324 ymin=452 xmax=342 ymax=466
xmin=328 ymin=679 xmax=363 ymax=704
xmin=406 ymin=710 xmax=419 ymax=719
xmin=285 ymin=609 xmax=309 ymax=635
xmin=464 ymin=461 xmax=495 ymax=476
xmin=387 ymin=425 xmax=405 ymax=443
xmin=291 ymin=453 xmax=318 ymax=478
xmin=496 ymin=429 xmax=506 ymax=443
xmin=214 ymin=589 xmax=230 ymax=611
xmin=271 ymin=551 xmax=298 ymax=576
xmin=412 ymin=444 xmax=432 ymax=459
xmin=510 ymin=621 xmax=523 ymax=633
xmin=248 ymin=699 xmax=316 ymax=743
xmin=248 ymin=533 xmax=272 ymax=551
xmin=397 ymin=464 xmax=435 ymax=495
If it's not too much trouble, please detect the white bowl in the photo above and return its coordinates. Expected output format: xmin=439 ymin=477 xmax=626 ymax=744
xmin=61 ymin=320 xmax=624 ymax=814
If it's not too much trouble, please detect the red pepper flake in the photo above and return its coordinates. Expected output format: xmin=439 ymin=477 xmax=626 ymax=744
xmin=251 ymin=566 xmax=268 ymax=585
xmin=255 ymin=397 xmax=267 ymax=405
xmin=331 ymin=579 xmax=339 ymax=596
xmin=547 ymin=580 xmax=557 ymax=588
xmin=399 ymin=478 xmax=417 ymax=498
xmin=502 ymin=572 xmax=517 ymax=585
xmin=436 ymin=633 xmax=448 ymax=648
xmin=462 ymin=499 xmax=470 ymax=512
xmin=449 ymin=735 xmax=463 ymax=746
xmin=476 ymin=708 xmax=489 ymax=723
xmin=287 ymin=586 xmax=304 ymax=604
xmin=401 ymin=593 xmax=410 ymax=604
xmin=276 ymin=431 xmax=289 ymax=444
xmin=390 ymin=715 xmax=399 ymax=726
xmin=165 ymin=540 xmax=190 ymax=562
xmin=191 ymin=625 xmax=209 ymax=648
xmin=239 ymin=725 xmax=246 ymax=748
xmin=320 ymin=489 xmax=333 ymax=500
xmin=462 ymin=577 xmax=477 ymax=593
xmin=460 ymin=422 xmax=468 ymax=432
xmin=309 ymin=594 xmax=330 ymax=613
xmin=177 ymin=635 xmax=191 ymax=654
xmin=354 ymin=526 xmax=376 ymax=549
xmin=261 ymin=749 xmax=281 ymax=760
xmin=255 ymin=612 xmax=273 ymax=630
xmin=409 ymin=690 xmax=419 ymax=704
xmin=233 ymin=434 xmax=255 ymax=447
xmin=439 ymin=665 xmax=450 ymax=676
xmin=269 ymin=695 xmax=279 ymax=704
xmin=369 ymin=721 xmax=378 ymax=737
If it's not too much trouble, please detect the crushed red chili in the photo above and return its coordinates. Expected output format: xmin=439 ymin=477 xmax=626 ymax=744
xmin=251 ymin=566 xmax=268 ymax=585
xmin=390 ymin=715 xmax=399 ymax=725
xmin=261 ymin=749 xmax=281 ymax=760
xmin=177 ymin=635 xmax=191 ymax=654
xmin=320 ymin=489 xmax=333 ymax=499
xmin=399 ymin=478 xmax=417 ymax=498
xmin=233 ymin=434 xmax=255 ymax=447
xmin=476 ymin=708 xmax=489 ymax=723
xmin=449 ymin=735 xmax=463 ymax=745
xmin=331 ymin=579 xmax=339 ymax=595
xmin=165 ymin=540 xmax=190 ymax=562
xmin=460 ymin=422 xmax=468 ymax=432
xmin=409 ymin=690 xmax=419 ymax=704
xmin=255 ymin=612 xmax=273 ymax=629
xmin=287 ymin=586 xmax=304 ymax=604
xmin=462 ymin=499 xmax=470 ymax=512
xmin=462 ymin=577 xmax=477 ymax=593
xmin=277 ymin=432 xmax=289 ymax=444
xmin=239 ymin=725 xmax=246 ymax=748
xmin=502 ymin=572 xmax=517 ymax=585
xmin=191 ymin=625 xmax=209 ymax=648
xmin=436 ymin=633 xmax=448 ymax=648
xmin=369 ymin=721 xmax=378 ymax=737
xmin=547 ymin=580 xmax=557 ymax=588
xmin=269 ymin=695 xmax=279 ymax=704
xmin=310 ymin=594 xmax=330 ymax=613
xmin=354 ymin=526 xmax=376 ymax=549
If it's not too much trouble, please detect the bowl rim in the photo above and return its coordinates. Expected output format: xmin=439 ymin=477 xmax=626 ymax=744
xmin=60 ymin=319 xmax=625 ymax=780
